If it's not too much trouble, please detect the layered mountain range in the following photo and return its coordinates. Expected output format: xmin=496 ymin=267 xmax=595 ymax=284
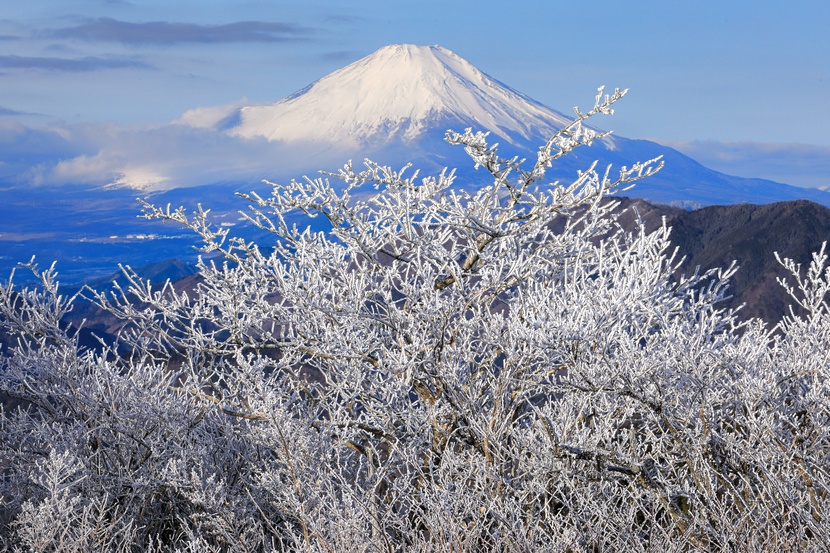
xmin=2 ymin=43 xmax=829 ymax=285
xmin=33 ymin=196 xmax=828 ymax=358
xmin=197 ymin=44 xmax=830 ymax=209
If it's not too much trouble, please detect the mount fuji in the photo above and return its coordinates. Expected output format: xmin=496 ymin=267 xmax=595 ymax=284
xmin=186 ymin=43 xmax=830 ymax=209
xmin=225 ymin=44 xmax=571 ymax=149
xmin=4 ymin=44 xmax=830 ymax=284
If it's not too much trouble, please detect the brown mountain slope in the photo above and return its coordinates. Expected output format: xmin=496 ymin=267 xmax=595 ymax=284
xmin=4 ymin=199 xmax=827 ymax=353
xmin=666 ymin=199 xmax=830 ymax=324
xmin=610 ymin=198 xmax=830 ymax=325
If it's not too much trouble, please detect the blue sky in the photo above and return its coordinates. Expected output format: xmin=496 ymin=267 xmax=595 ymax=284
xmin=1 ymin=0 xmax=829 ymax=188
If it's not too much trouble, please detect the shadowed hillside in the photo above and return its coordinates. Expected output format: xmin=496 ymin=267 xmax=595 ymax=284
xmin=613 ymin=198 xmax=830 ymax=325
xmin=4 ymin=198 xmax=826 ymax=351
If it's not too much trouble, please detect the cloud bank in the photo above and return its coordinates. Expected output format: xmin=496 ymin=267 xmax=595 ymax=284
xmin=0 ymin=54 xmax=150 ymax=72
xmin=0 ymin=115 xmax=358 ymax=191
xmin=48 ymin=18 xmax=313 ymax=44
xmin=3 ymin=106 xmax=828 ymax=195
xmin=662 ymin=140 xmax=830 ymax=190
xmin=0 ymin=106 xmax=25 ymax=116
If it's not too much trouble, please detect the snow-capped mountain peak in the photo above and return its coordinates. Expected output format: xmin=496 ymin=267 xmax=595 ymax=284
xmin=228 ymin=44 xmax=572 ymax=147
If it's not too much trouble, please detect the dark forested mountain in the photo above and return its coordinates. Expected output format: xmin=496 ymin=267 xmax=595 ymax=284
xmin=25 ymin=197 xmax=827 ymax=339
xmin=611 ymin=198 xmax=830 ymax=325
xmin=667 ymin=200 xmax=830 ymax=324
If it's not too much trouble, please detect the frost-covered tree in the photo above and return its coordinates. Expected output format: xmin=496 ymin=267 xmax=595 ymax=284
xmin=1 ymin=88 xmax=829 ymax=551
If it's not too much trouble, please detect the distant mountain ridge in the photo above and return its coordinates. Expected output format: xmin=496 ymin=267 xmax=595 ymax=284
xmin=46 ymin=198 xmax=830 ymax=332
xmin=667 ymin=199 xmax=830 ymax=323
xmin=3 ymin=44 xmax=830 ymax=284
xmin=207 ymin=43 xmax=830 ymax=209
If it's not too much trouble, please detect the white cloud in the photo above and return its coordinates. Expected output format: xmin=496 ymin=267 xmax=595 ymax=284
xmin=7 ymin=111 xmax=829 ymax=196
xmin=174 ymin=99 xmax=248 ymax=129
xmin=657 ymin=139 xmax=830 ymax=190
xmin=1 ymin=116 xmax=357 ymax=191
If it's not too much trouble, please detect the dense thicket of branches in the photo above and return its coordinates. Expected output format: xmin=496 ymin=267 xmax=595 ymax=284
xmin=2 ymin=89 xmax=829 ymax=552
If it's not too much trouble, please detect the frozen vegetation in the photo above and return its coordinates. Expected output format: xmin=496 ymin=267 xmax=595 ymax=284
xmin=1 ymin=89 xmax=829 ymax=551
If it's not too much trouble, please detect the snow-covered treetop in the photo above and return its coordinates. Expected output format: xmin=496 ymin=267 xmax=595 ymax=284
xmin=229 ymin=44 xmax=575 ymax=147
xmin=5 ymin=87 xmax=829 ymax=551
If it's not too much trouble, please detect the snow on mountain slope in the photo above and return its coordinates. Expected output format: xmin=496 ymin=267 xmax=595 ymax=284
xmin=228 ymin=44 xmax=574 ymax=147
xmin=191 ymin=43 xmax=830 ymax=210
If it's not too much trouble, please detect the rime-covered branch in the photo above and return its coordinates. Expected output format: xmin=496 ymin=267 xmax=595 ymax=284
xmin=1 ymin=90 xmax=828 ymax=551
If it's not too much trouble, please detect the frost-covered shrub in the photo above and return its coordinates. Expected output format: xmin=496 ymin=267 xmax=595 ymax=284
xmin=1 ymin=89 xmax=829 ymax=551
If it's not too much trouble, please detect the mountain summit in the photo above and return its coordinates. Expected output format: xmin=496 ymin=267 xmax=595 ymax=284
xmin=203 ymin=44 xmax=830 ymax=209
xmin=4 ymin=44 xmax=830 ymax=283
xmin=227 ymin=44 xmax=572 ymax=147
